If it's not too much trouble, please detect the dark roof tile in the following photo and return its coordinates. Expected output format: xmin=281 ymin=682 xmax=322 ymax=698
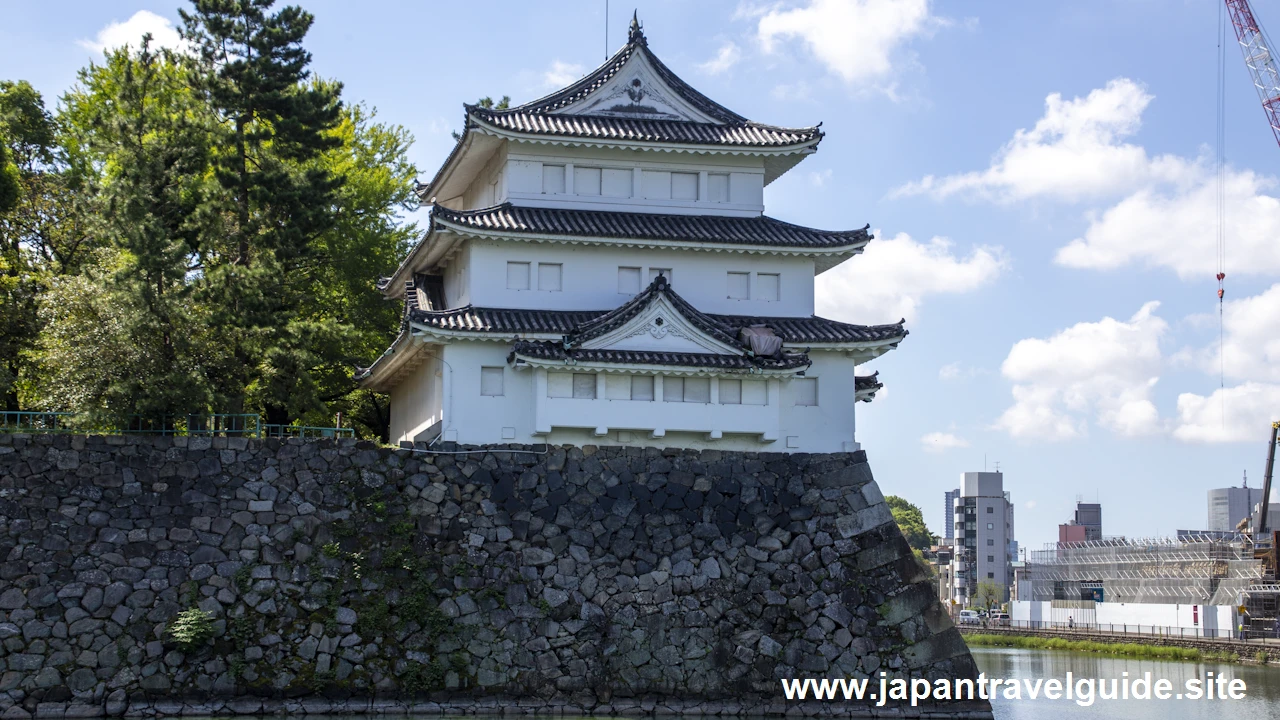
xmin=512 ymin=340 xmax=810 ymax=371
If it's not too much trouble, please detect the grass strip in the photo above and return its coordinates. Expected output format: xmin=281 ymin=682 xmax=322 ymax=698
xmin=962 ymin=633 xmax=1246 ymax=664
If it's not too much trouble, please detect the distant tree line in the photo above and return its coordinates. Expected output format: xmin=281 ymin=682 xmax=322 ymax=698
xmin=0 ymin=0 xmax=421 ymax=441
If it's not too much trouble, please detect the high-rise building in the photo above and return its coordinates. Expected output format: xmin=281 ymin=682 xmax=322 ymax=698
xmin=1209 ymin=485 xmax=1264 ymax=532
xmin=943 ymin=488 xmax=960 ymax=541
xmin=1072 ymin=501 xmax=1102 ymax=541
xmin=946 ymin=472 xmax=1015 ymax=606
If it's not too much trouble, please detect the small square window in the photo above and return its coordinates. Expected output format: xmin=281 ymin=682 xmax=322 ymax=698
xmin=987 ymin=539 xmax=994 ymax=546
xmin=987 ymin=523 xmax=994 ymax=530
xmin=987 ymin=507 xmax=994 ymax=513
xmin=988 ymin=555 xmax=995 ymax=563
xmin=574 ymin=167 xmax=601 ymax=195
xmin=719 ymin=379 xmax=741 ymax=405
xmin=707 ymin=173 xmax=729 ymax=202
xmin=757 ymin=273 xmax=780 ymax=301
xmin=684 ymin=377 xmax=710 ymax=403
xmin=480 ymin=367 xmax=504 ymax=396
xmin=506 ymin=262 xmax=530 ymax=290
xmin=538 ymin=263 xmax=562 ymax=291
xmin=602 ymin=168 xmax=632 ymax=197
xmin=671 ymin=172 xmax=698 ymax=200
xmin=650 ymin=268 xmax=672 ymax=284
xmin=794 ymin=377 xmax=818 ymax=406
xmin=663 ymin=377 xmax=683 ymax=402
xmin=542 ymin=165 xmax=565 ymax=194
xmin=572 ymin=373 xmax=596 ymax=399
xmin=727 ymin=272 xmax=749 ymax=300
xmin=618 ymin=267 xmax=641 ymax=294
xmin=987 ymin=572 xmax=995 ymax=579
xmin=631 ymin=376 xmax=654 ymax=401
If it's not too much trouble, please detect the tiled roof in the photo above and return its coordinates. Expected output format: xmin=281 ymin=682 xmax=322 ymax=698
xmin=464 ymin=22 xmax=820 ymax=150
xmin=854 ymin=372 xmax=883 ymax=403
xmin=511 ymin=341 xmax=810 ymax=371
xmin=469 ymin=107 xmax=820 ymax=148
xmin=408 ymin=304 xmax=906 ymax=346
xmin=432 ymin=203 xmax=870 ymax=250
xmin=566 ymin=274 xmax=742 ymax=349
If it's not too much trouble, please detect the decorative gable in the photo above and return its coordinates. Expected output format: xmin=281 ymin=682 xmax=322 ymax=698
xmin=578 ymin=294 xmax=743 ymax=355
xmin=552 ymin=51 xmax=721 ymax=124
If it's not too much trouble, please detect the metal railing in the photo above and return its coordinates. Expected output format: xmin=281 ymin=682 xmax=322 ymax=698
xmin=0 ymin=411 xmax=349 ymax=440
xmin=967 ymin=619 xmax=1280 ymax=642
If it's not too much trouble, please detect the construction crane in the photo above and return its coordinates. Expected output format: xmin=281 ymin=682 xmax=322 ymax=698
xmin=1224 ymin=0 xmax=1280 ymax=147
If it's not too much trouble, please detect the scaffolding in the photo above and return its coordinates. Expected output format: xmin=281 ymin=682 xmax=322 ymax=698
xmin=1024 ymin=535 xmax=1265 ymax=605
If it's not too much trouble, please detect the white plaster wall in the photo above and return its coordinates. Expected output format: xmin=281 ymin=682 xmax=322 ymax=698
xmin=503 ymin=143 xmax=766 ymax=217
xmin=461 ymin=144 xmax=509 ymax=210
xmin=442 ymin=242 xmax=472 ymax=308
xmin=464 ymin=238 xmax=815 ymax=316
xmin=425 ymin=342 xmax=857 ymax=453
xmin=388 ymin=352 xmax=443 ymax=445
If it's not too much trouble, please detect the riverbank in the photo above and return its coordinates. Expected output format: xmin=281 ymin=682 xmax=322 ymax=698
xmin=962 ymin=632 xmax=1265 ymax=665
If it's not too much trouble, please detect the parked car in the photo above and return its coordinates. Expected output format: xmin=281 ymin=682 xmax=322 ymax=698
xmin=958 ymin=610 xmax=981 ymax=625
xmin=989 ymin=611 xmax=1010 ymax=627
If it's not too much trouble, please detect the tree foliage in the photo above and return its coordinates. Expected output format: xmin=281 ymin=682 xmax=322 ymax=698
xmin=885 ymin=495 xmax=934 ymax=552
xmin=3 ymin=0 xmax=418 ymax=438
xmin=972 ymin=581 xmax=1004 ymax=611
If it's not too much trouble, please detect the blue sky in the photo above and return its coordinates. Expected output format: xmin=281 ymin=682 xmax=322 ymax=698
xmin=4 ymin=1 xmax=1279 ymax=550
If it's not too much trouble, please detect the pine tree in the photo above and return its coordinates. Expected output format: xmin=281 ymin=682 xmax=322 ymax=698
xmin=180 ymin=0 xmax=345 ymax=426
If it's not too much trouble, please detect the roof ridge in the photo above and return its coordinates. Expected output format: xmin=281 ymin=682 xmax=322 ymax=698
xmin=565 ymin=274 xmax=742 ymax=349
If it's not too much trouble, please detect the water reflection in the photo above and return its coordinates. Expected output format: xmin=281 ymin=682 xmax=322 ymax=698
xmin=972 ymin=647 xmax=1280 ymax=719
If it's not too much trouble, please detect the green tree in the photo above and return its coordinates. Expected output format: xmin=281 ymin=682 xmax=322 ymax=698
xmin=181 ymin=0 xmax=346 ymax=425
xmin=0 ymin=141 xmax=18 ymax=214
xmin=0 ymin=80 xmax=93 ymax=410
xmin=885 ymin=495 xmax=934 ymax=552
xmin=972 ymin=580 xmax=1004 ymax=612
xmin=37 ymin=39 xmax=215 ymax=426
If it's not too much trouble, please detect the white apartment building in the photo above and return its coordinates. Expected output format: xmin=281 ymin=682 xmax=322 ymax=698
xmin=948 ymin=472 xmax=1015 ymax=605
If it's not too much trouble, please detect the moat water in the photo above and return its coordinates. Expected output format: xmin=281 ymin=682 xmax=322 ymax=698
xmin=973 ymin=646 xmax=1280 ymax=719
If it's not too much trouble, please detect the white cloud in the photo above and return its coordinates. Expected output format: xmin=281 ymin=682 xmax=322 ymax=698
xmin=894 ymin=79 xmax=1192 ymax=202
xmin=893 ymin=76 xmax=1280 ymax=278
xmin=1024 ymin=500 xmax=1037 ymax=510
xmin=1174 ymin=383 xmax=1280 ymax=443
xmin=920 ymin=432 xmax=969 ymax=453
xmin=543 ymin=61 xmax=585 ymax=88
xmin=700 ymin=42 xmax=742 ymax=75
xmin=1055 ymin=168 xmax=1280 ymax=278
xmin=78 ymin=10 xmax=187 ymax=54
xmin=815 ymin=232 xmax=1006 ymax=324
xmin=1179 ymin=284 xmax=1280 ymax=383
xmin=939 ymin=362 xmax=961 ymax=380
xmin=995 ymin=302 xmax=1167 ymax=440
xmin=756 ymin=0 xmax=936 ymax=88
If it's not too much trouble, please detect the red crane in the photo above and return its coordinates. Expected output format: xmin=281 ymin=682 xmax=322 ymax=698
xmin=1224 ymin=0 xmax=1280 ymax=148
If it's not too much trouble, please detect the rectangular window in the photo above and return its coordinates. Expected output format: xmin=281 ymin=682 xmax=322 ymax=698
xmin=480 ymin=367 xmax=504 ymax=396
xmin=988 ymin=555 xmax=995 ymax=563
xmin=707 ymin=173 xmax=729 ymax=202
xmin=683 ymin=377 xmax=710 ymax=403
xmin=619 ymin=267 xmax=643 ymax=295
xmin=605 ymin=374 xmax=631 ymax=400
xmin=727 ymin=272 xmax=749 ymax=300
xmin=671 ymin=172 xmax=698 ymax=200
xmin=506 ymin=261 xmax=530 ymax=290
xmin=538 ymin=263 xmax=562 ymax=291
xmin=574 ymin=167 xmax=601 ymax=195
xmin=987 ymin=572 xmax=995 ymax=579
xmin=542 ymin=164 xmax=565 ymax=194
xmin=572 ymin=373 xmax=596 ymax=399
xmin=987 ymin=522 xmax=994 ymax=530
xmin=641 ymin=170 xmax=671 ymax=199
xmin=719 ymin=379 xmax=741 ymax=405
xmin=987 ymin=539 xmax=994 ymax=546
xmin=663 ymin=377 xmax=683 ymax=403
xmin=547 ymin=372 xmax=573 ymax=398
xmin=987 ymin=507 xmax=994 ymax=513
xmin=794 ymin=377 xmax=818 ymax=406
xmin=649 ymin=268 xmax=672 ymax=284
xmin=602 ymin=168 xmax=632 ymax=197
xmin=756 ymin=273 xmax=780 ymax=301
xmin=631 ymin=375 xmax=654 ymax=401
xmin=741 ymin=380 xmax=767 ymax=405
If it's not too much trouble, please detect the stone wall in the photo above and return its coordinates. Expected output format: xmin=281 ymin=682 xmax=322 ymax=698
xmin=0 ymin=433 xmax=990 ymax=718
